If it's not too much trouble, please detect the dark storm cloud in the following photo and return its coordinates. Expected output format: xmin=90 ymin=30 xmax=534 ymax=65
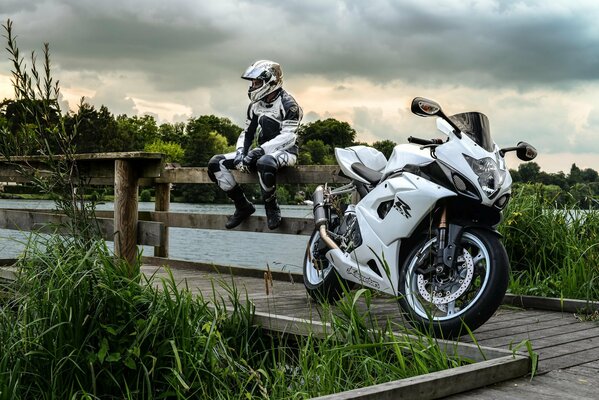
xmin=3 ymin=1 xmax=598 ymax=91
xmin=258 ymin=0 xmax=599 ymax=88
xmin=3 ymin=0 xmax=599 ymax=165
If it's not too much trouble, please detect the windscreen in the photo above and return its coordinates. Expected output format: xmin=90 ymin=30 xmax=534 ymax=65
xmin=449 ymin=112 xmax=494 ymax=152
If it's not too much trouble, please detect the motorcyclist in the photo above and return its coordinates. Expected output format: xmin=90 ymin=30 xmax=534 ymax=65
xmin=207 ymin=60 xmax=303 ymax=230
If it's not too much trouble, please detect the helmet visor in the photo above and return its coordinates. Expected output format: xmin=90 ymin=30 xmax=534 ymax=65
xmin=249 ymin=79 xmax=264 ymax=91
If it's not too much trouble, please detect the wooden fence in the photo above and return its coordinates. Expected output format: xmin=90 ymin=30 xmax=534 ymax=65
xmin=0 ymin=152 xmax=345 ymax=271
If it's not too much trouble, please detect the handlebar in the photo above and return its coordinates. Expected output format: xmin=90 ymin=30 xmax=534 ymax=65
xmin=407 ymin=136 xmax=444 ymax=146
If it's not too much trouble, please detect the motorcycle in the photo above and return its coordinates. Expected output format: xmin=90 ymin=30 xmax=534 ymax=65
xmin=303 ymin=97 xmax=537 ymax=338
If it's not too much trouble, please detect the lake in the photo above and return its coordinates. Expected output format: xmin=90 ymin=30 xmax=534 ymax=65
xmin=0 ymin=199 xmax=313 ymax=273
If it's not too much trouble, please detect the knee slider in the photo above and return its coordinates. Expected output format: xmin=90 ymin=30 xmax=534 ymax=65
xmin=207 ymin=155 xmax=225 ymax=182
xmin=257 ymin=155 xmax=277 ymax=189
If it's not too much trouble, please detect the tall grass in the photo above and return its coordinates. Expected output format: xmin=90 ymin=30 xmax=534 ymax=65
xmin=500 ymin=184 xmax=599 ymax=300
xmin=0 ymin=231 xmax=472 ymax=399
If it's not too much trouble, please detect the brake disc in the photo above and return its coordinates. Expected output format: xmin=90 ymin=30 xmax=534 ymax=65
xmin=416 ymin=248 xmax=474 ymax=307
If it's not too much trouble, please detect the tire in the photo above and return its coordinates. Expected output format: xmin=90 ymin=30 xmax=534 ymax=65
xmin=398 ymin=228 xmax=509 ymax=339
xmin=303 ymin=229 xmax=346 ymax=303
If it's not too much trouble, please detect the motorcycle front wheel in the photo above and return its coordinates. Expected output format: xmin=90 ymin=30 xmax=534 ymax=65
xmin=398 ymin=228 xmax=509 ymax=339
xmin=303 ymin=229 xmax=347 ymax=303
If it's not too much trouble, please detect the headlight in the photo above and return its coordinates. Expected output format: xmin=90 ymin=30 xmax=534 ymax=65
xmin=463 ymin=155 xmax=506 ymax=199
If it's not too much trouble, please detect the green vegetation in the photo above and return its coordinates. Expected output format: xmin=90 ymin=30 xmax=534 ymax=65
xmin=0 ymin=19 xmax=477 ymax=399
xmin=0 ymin=238 xmax=473 ymax=398
xmin=500 ymin=184 xmax=599 ymax=300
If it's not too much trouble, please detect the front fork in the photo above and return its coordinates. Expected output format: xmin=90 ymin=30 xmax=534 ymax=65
xmin=435 ymin=206 xmax=463 ymax=271
xmin=417 ymin=205 xmax=463 ymax=275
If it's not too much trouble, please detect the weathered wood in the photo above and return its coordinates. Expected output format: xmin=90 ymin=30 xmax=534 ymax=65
xmin=155 ymin=165 xmax=348 ymax=184
xmin=154 ymin=183 xmax=171 ymax=257
xmin=476 ymin=321 xmax=599 ymax=349
xmin=0 ymin=209 xmax=163 ymax=246
xmin=310 ymin=355 xmax=530 ymax=400
xmin=114 ymin=159 xmax=139 ymax=268
xmin=504 ymin=293 xmax=599 ymax=313
xmin=90 ymin=210 xmax=316 ymax=235
xmin=141 ymin=256 xmax=302 ymax=282
xmin=159 ymin=213 xmax=314 ymax=234
xmin=462 ymin=316 xmax=579 ymax=342
xmin=0 ymin=152 xmax=164 ymax=183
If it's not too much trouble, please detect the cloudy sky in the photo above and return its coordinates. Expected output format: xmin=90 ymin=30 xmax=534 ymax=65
xmin=1 ymin=0 xmax=599 ymax=173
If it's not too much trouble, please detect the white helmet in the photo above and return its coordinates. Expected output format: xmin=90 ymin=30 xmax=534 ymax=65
xmin=241 ymin=60 xmax=283 ymax=102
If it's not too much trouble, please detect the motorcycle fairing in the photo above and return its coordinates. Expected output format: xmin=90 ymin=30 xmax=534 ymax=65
xmin=328 ymin=172 xmax=456 ymax=296
xmin=335 ymin=146 xmax=387 ymax=184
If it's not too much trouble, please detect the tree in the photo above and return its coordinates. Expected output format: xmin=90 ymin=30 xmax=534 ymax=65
xmin=301 ymin=139 xmax=331 ymax=165
xmin=116 ymin=114 xmax=159 ymax=151
xmin=144 ymin=139 xmax=184 ymax=163
xmin=298 ymin=118 xmax=356 ymax=149
xmin=1 ymin=98 xmax=61 ymax=155
xmin=181 ymin=115 xmax=241 ymax=148
xmin=517 ymin=162 xmax=541 ymax=183
xmin=66 ymin=102 xmax=121 ymax=153
xmin=158 ymin=122 xmax=185 ymax=144
xmin=568 ymin=163 xmax=582 ymax=186
xmin=372 ymin=139 xmax=396 ymax=159
xmin=184 ymin=128 xmax=232 ymax=166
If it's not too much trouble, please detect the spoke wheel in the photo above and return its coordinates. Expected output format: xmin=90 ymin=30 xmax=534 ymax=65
xmin=399 ymin=228 xmax=509 ymax=338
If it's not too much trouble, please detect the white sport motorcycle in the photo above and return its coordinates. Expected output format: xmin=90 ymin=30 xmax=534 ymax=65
xmin=303 ymin=97 xmax=537 ymax=338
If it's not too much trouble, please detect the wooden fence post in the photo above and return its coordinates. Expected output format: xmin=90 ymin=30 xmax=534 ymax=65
xmin=154 ymin=182 xmax=170 ymax=257
xmin=114 ymin=159 xmax=139 ymax=270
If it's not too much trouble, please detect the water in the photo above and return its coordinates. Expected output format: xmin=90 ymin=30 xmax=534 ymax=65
xmin=0 ymin=199 xmax=314 ymax=273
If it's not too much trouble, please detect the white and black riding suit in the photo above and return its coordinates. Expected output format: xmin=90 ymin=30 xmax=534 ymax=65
xmin=208 ymin=88 xmax=302 ymax=201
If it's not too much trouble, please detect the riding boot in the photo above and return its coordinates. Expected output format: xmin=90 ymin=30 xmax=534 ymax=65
xmin=264 ymin=194 xmax=281 ymax=230
xmin=225 ymin=185 xmax=255 ymax=229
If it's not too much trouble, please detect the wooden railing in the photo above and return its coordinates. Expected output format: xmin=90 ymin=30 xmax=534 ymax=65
xmin=0 ymin=152 xmax=347 ymax=271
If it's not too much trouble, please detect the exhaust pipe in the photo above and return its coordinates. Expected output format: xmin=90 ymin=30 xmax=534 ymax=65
xmin=312 ymin=186 xmax=339 ymax=250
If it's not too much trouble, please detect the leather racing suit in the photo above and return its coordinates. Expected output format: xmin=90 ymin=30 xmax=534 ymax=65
xmin=208 ymin=88 xmax=302 ymax=201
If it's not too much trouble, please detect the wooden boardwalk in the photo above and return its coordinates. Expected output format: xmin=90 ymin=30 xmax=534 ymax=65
xmin=143 ymin=264 xmax=599 ymax=399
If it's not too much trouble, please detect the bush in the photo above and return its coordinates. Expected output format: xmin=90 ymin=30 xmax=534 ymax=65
xmin=140 ymin=188 xmax=152 ymax=202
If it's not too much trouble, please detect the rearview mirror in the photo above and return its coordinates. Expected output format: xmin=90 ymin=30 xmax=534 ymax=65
xmin=411 ymin=97 xmax=462 ymax=138
xmin=411 ymin=97 xmax=442 ymax=117
xmin=516 ymin=141 xmax=537 ymax=161
xmin=500 ymin=141 xmax=537 ymax=160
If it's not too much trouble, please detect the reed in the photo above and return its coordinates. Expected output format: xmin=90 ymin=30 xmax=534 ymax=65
xmin=500 ymin=184 xmax=599 ymax=300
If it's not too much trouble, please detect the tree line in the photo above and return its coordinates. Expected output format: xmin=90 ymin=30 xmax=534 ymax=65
xmin=1 ymin=98 xmax=597 ymax=206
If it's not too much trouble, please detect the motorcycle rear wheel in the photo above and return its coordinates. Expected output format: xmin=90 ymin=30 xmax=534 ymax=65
xmin=303 ymin=229 xmax=347 ymax=303
xmin=398 ymin=228 xmax=509 ymax=339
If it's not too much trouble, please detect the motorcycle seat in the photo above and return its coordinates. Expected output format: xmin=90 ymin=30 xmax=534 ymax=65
xmin=351 ymin=163 xmax=383 ymax=185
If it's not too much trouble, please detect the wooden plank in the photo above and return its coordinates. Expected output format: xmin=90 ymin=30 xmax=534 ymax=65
xmin=476 ymin=309 xmax=565 ymax=328
xmin=310 ymin=355 xmax=530 ymax=400
xmin=563 ymin=365 xmax=599 ymax=379
xmin=142 ymin=256 xmax=303 ymax=281
xmin=462 ymin=315 xmax=579 ymax=342
xmin=531 ymin=326 xmax=599 ymax=352
xmin=114 ymin=159 xmax=139 ymax=266
xmin=0 ymin=152 xmax=164 ymax=183
xmin=153 ymin=182 xmax=171 ymax=257
xmin=517 ymin=369 xmax=599 ymax=398
xmin=579 ymin=360 xmax=599 ymax=369
xmin=95 ymin=210 xmax=315 ymax=235
xmin=0 ymin=210 xmax=163 ymax=247
xmin=503 ymin=294 xmax=599 ymax=313
xmin=447 ymin=370 xmax=598 ymax=400
xmin=156 ymin=212 xmax=314 ymax=235
xmin=476 ymin=322 xmax=599 ymax=349
xmin=155 ymin=165 xmax=348 ymax=184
